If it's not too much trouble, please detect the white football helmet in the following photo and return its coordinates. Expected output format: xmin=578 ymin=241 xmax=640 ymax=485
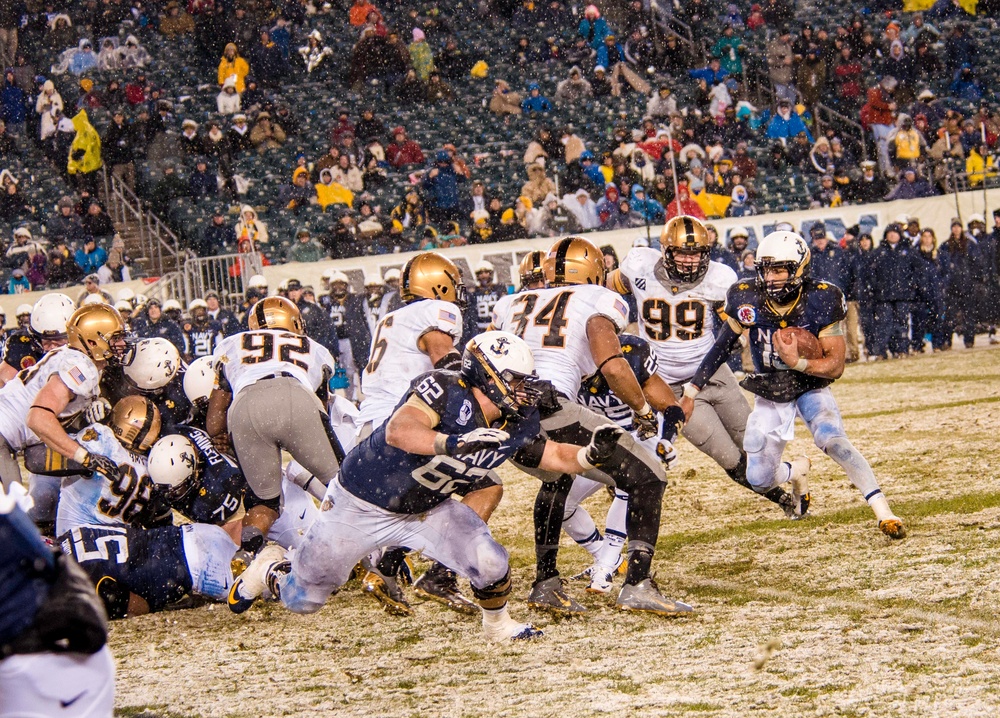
xmin=183 ymin=355 xmax=218 ymax=405
xmin=162 ymin=299 xmax=182 ymax=313
xmin=114 ymin=299 xmax=133 ymax=314
xmin=116 ymin=288 xmax=135 ymax=303
xmin=16 ymin=303 xmax=33 ymax=317
xmin=755 ymin=231 xmax=811 ymax=304
xmin=124 ymin=338 xmax=181 ymax=390
xmin=30 ymin=293 xmax=76 ymax=339
xmin=148 ymin=434 xmax=199 ymax=500
xmin=247 ymin=274 xmax=268 ymax=289
xmin=80 ymin=294 xmax=107 ymax=307
xmin=382 ymin=267 xmax=401 ymax=283
xmin=729 ymin=225 xmax=749 ymax=240
xmin=329 ymin=270 xmax=350 ymax=285
xmin=474 ymin=260 xmax=495 ymax=276
xmin=461 ymin=330 xmax=540 ymax=416
xmin=188 ymin=298 xmax=208 ymax=311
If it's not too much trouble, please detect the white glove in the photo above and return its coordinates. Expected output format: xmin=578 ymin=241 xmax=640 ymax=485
xmin=85 ymin=397 xmax=112 ymax=424
xmin=656 ymin=438 xmax=679 ymax=471
xmin=0 ymin=481 xmax=34 ymax=513
xmin=435 ymin=428 xmax=510 ymax=456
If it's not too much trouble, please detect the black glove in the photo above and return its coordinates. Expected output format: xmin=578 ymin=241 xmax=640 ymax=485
xmin=661 ymin=405 xmax=686 ymax=445
xmin=584 ymin=424 xmax=624 ymax=467
xmin=439 ymin=428 xmax=510 ymax=456
xmin=633 ymin=404 xmax=658 ymax=441
xmin=82 ymin=451 xmax=120 ymax=479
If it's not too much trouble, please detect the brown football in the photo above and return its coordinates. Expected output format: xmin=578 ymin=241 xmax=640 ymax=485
xmin=776 ymin=327 xmax=824 ymax=360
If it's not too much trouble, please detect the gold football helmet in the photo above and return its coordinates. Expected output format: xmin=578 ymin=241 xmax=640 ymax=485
xmin=400 ymin=252 xmax=467 ymax=306
xmin=66 ymin=303 xmax=133 ymax=364
xmin=660 ymin=215 xmax=712 ymax=283
xmin=110 ymin=396 xmax=162 ymax=454
xmin=543 ymin=236 xmax=605 ymax=286
xmin=518 ymin=250 xmax=546 ymax=288
xmin=248 ymin=296 xmax=304 ymax=334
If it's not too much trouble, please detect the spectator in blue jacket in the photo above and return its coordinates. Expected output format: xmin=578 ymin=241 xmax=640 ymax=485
xmin=949 ymin=64 xmax=983 ymax=103
xmin=521 ymin=83 xmax=553 ymax=113
xmin=0 ymin=71 xmax=25 ymax=134
xmin=807 ymin=222 xmax=848 ymax=291
xmin=766 ymin=99 xmax=813 ymax=142
xmin=579 ymin=5 xmax=611 ymax=49
xmin=422 ymin=150 xmax=466 ymax=224
xmin=688 ymin=57 xmax=729 ymax=86
xmin=939 ymin=220 xmax=982 ymax=349
xmin=188 ymin=158 xmax=217 ymax=198
xmin=870 ymin=223 xmax=920 ymax=359
xmin=630 ymin=184 xmax=664 ymax=224
xmin=911 ymin=228 xmax=947 ymax=351
xmin=580 ymin=151 xmax=605 ymax=187
xmin=74 ymin=236 xmax=107 ymax=276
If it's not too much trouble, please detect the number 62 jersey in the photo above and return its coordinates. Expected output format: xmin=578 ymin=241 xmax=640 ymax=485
xmin=214 ymin=329 xmax=336 ymax=396
xmin=611 ymin=247 xmax=737 ymax=385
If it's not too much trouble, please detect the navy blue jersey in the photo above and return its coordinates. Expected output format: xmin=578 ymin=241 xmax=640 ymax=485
xmin=578 ymin=334 xmax=658 ymax=429
xmin=171 ymin=426 xmax=246 ymax=525
xmin=340 ymin=370 xmax=545 ymax=514
xmin=725 ymin=278 xmax=847 ymax=402
xmin=0 ymin=504 xmax=54 ymax=646
xmin=328 ymin=298 xmax=349 ymax=340
xmin=1 ymin=330 xmax=43 ymax=372
xmin=184 ymin=321 xmax=224 ymax=359
xmin=100 ymin=367 xmax=192 ymax=432
xmin=60 ymin=524 xmax=190 ymax=612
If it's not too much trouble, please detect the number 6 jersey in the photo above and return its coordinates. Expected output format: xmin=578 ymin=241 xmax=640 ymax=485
xmin=214 ymin=329 xmax=336 ymax=397
xmin=611 ymin=247 xmax=737 ymax=385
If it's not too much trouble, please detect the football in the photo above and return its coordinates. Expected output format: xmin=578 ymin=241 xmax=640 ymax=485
xmin=776 ymin=327 xmax=824 ymax=360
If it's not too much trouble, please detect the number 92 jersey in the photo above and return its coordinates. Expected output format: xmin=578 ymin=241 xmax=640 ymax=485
xmin=492 ymin=284 xmax=629 ymax=399
xmin=214 ymin=329 xmax=335 ymax=396
xmin=612 ymin=248 xmax=737 ymax=385
xmin=340 ymin=370 xmax=545 ymax=515
xmin=56 ymin=423 xmax=155 ymax=536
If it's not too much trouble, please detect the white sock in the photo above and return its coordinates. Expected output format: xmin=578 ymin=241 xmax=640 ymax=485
xmin=562 ymin=507 xmax=603 ymax=557
xmin=482 ymin=604 xmax=525 ymax=639
xmin=867 ymin=493 xmax=896 ymax=522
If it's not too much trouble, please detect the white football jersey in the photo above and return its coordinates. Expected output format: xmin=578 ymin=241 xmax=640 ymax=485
xmin=0 ymin=346 xmax=101 ymax=451
xmin=617 ymin=249 xmax=736 ymax=385
xmin=492 ymin=284 xmax=629 ymax=399
xmin=214 ymin=329 xmax=336 ymax=397
xmin=356 ymin=299 xmax=462 ymax=429
xmin=56 ymin=423 xmax=154 ymax=536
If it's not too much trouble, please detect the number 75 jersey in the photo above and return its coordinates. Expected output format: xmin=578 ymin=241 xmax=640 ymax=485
xmin=613 ymin=248 xmax=737 ymax=385
xmin=214 ymin=329 xmax=336 ymax=397
xmin=492 ymin=284 xmax=629 ymax=399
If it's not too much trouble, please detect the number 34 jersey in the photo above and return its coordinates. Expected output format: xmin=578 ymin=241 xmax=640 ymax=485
xmin=613 ymin=248 xmax=737 ymax=385
xmin=341 ymin=370 xmax=544 ymax=514
xmin=492 ymin=284 xmax=629 ymax=399
xmin=214 ymin=329 xmax=335 ymax=397
xmin=56 ymin=423 xmax=155 ymax=536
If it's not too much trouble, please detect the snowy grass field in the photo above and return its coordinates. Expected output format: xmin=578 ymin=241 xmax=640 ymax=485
xmin=111 ymin=344 xmax=1000 ymax=718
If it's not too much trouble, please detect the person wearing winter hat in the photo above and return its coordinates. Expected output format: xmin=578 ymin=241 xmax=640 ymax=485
xmin=578 ymin=4 xmax=610 ymax=49
xmin=408 ymin=28 xmax=434 ymax=80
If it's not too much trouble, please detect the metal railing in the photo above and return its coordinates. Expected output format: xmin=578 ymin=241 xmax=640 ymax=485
xmin=814 ymin=103 xmax=869 ymax=162
xmin=184 ymin=252 xmax=265 ymax=307
xmin=103 ymin=167 xmax=187 ymax=277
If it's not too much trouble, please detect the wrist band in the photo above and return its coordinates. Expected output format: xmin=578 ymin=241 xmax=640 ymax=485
xmin=576 ymin=446 xmax=595 ymax=471
xmin=73 ymin=446 xmax=88 ymax=464
xmin=637 ymin=401 xmax=653 ymax=416
xmin=682 ymin=383 xmax=700 ymax=399
xmin=794 ymin=358 xmax=809 ymax=373
xmin=433 ymin=433 xmax=449 ymax=455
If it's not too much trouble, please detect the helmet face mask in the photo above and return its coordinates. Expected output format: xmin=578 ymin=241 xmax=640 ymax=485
xmin=755 ymin=231 xmax=811 ymax=304
xmin=66 ymin=304 xmax=136 ymax=365
xmin=661 ymin=215 xmax=711 ymax=283
xmin=461 ymin=331 xmax=542 ymax=416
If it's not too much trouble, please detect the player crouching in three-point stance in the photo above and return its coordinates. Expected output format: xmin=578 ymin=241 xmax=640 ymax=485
xmin=686 ymin=230 xmax=906 ymax=539
xmin=228 ymin=332 xmax=625 ymax=641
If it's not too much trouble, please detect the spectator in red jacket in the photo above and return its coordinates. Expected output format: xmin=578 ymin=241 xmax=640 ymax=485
xmin=861 ymin=76 xmax=898 ymax=176
xmin=386 ymin=126 xmax=425 ymax=168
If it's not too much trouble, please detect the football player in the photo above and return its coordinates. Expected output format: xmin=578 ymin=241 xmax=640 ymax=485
xmin=0 ymin=293 xmax=77 ymax=388
xmin=357 ymin=253 xmax=498 ymax=615
xmin=227 ymin=332 xmax=624 ymax=641
xmin=517 ymin=250 xmax=546 ymax=291
xmin=100 ymin=337 xmax=191 ymax=430
xmin=183 ymin=299 xmax=224 ymax=361
xmin=464 ymin=261 xmax=507 ymax=341
xmin=58 ymin=397 xmax=239 ymax=618
xmin=207 ymin=296 xmax=342 ymax=553
xmin=687 ymin=231 xmax=906 ymax=539
xmin=609 ymin=215 xmax=802 ymax=517
xmin=493 ymin=236 xmax=689 ymax=616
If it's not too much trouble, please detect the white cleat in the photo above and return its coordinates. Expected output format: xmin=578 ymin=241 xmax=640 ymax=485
xmin=787 ymin=456 xmax=811 ymax=519
xmin=483 ymin=620 xmax=544 ymax=641
xmin=227 ymin=544 xmax=287 ymax=614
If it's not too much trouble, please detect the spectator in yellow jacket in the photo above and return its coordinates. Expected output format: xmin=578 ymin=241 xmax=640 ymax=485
xmin=315 ymin=168 xmax=354 ymax=210
xmin=218 ymin=43 xmax=250 ymax=93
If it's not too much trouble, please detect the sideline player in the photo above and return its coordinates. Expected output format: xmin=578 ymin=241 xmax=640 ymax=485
xmin=228 ymin=332 xmax=625 ymax=641
xmin=609 ymin=216 xmax=802 ymax=517
xmin=207 ymin=297 xmax=341 ymax=551
xmin=493 ymin=236 xmax=689 ymax=616
xmin=687 ymin=231 xmax=906 ymax=539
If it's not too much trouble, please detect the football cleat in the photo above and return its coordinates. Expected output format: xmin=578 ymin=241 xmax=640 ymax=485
xmin=571 ymin=554 xmax=625 ymax=582
xmin=230 ymin=548 xmax=254 ymax=579
xmin=228 ymin=544 xmax=287 ymax=614
xmin=586 ymin=567 xmax=617 ymax=595
xmin=787 ymin=456 xmax=811 ymax=518
xmin=879 ymin=517 xmax=907 ymax=540
xmin=362 ymin=569 xmax=413 ymax=617
xmin=616 ymin=578 xmax=693 ymax=616
xmin=413 ymin=564 xmax=479 ymax=615
xmin=483 ymin=621 xmax=544 ymax=642
xmin=397 ymin=555 xmax=415 ymax=587
xmin=526 ymin=576 xmax=586 ymax=615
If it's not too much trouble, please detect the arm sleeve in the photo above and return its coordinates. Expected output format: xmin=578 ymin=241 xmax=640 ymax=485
xmin=512 ymin=435 xmax=547 ymax=469
xmin=690 ymin=322 xmax=741 ymax=390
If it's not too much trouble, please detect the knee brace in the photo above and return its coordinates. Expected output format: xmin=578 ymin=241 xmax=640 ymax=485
xmin=743 ymin=424 xmax=766 ymax=454
xmin=471 ymin=569 xmax=511 ymax=610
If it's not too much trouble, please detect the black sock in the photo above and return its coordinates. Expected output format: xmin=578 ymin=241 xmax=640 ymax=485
xmin=533 ymin=474 xmax=573 ymax=584
xmin=377 ymin=547 xmax=408 ymax=577
xmin=625 ymin=549 xmax=653 ymax=586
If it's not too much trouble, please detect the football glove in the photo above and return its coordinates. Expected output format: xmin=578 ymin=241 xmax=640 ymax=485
xmin=661 ymin=405 xmax=686 ymax=445
xmin=84 ymin=397 xmax=112 ymax=425
xmin=438 ymin=428 xmax=510 ymax=456
xmin=584 ymin=424 xmax=624 ymax=467
xmin=82 ymin=451 xmax=120 ymax=479
xmin=656 ymin=439 xmax=679 ymax=471
xmin=633 ymin=403 xmax=658 ymax=441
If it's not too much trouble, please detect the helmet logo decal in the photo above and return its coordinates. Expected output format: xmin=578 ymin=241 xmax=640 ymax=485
xmin=490 ymin=336 xmax=511 ymax=355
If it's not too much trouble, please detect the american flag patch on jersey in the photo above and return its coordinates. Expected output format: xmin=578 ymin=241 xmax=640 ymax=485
xmin=614 ymin=299 xmax=629 ymax=318
xmin=67 ymin=366 xmax=86 ymax=386
xmin=439 ymin=309 xmax=457 ymax=322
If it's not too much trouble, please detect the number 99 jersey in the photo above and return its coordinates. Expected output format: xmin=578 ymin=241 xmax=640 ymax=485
xmin=612 ymin=247 xmax=736 ymax=385
xmin=214 ymin=329 xmax=335 ymax=396
xmin=56 ymin=423 xmax=155 ymax=536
